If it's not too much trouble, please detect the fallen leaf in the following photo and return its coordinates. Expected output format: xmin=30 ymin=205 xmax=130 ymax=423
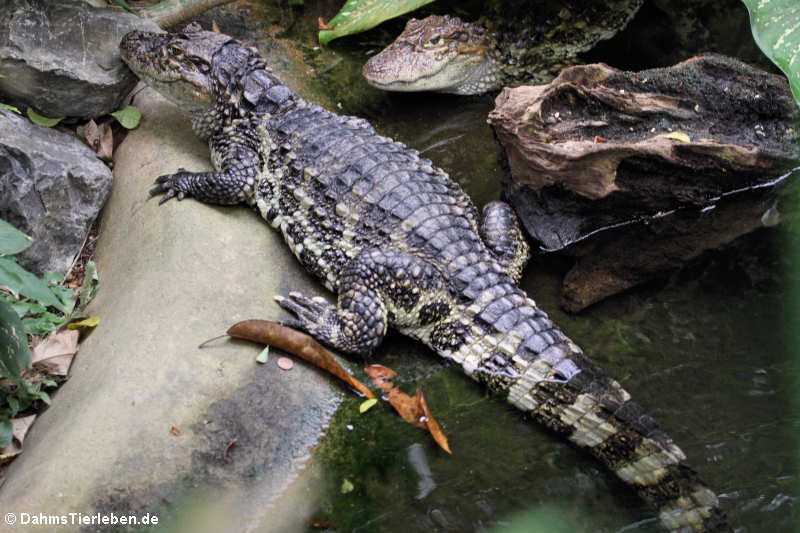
xmin=255 ymin=345 xmax=270 ymax=364
xmin=31 ymin=329 xmax=78 ymax=376
xmin=0 ymin=415 xmax=36 ymax=463
xmin=110 ymin=105 xmax=141 ymax=129
xmin=318 ymin=17 xmax=334 ymax=30
xmin=76 ymin=119 xmax=101 ymax=149
xmin=664 ymin=131 xmax=691 ymax=143
xmin=97 ymin=121 xmax=114 ymax=161
xmin=170 ymin=426 xmax=181 ymax=436
xmin=227 ymin=320 xmax=374 ymax=399
xmin=277 ymin=356 xmax=294 ymax=370
xmin=364 ymin=365 xmax=451 ymax=453
xmin=66 ymin=316 xmax=100 ymax=330
xmin=359 ymin=398 xmax=378 ymax=413
xmin=223 ymin=438 xmax=237 ymax=461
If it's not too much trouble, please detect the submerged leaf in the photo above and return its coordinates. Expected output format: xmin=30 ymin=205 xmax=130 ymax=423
xmin=340 ymin=478 xmax=355 ymax=494
xmin=319 ymin=0 xmax=437 ymax=45
xmin=359 ymin=398 xmax=378 ymax=413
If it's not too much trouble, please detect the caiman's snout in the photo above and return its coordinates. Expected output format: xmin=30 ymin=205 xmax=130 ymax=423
xmin=119 ymin=30 xmax=168 ymax=68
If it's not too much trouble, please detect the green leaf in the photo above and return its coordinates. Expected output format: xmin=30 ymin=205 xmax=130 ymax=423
xmin=359 ymin=398 xmax=378 ymax=413
xmin=0 ymin=300 xmax=31 ymax=380
xmin=0 ymin=219 xmax=32 ymax=256
xmin=0 ymin=103 xmax=20 ymax=114
xmin=113 ymin=0 xmax=137 ymax=14
xmin=77 ymin=261 xmax=99 ymax=312
xmin=255 ymin=345 xmax=270 ymax=364
xmin=741 ymin=0 xmax=800 ymax=107
xmin=340 ymin=478 xmax=355 ymax=494
xmin=0 ymin=419 xmax=12 ymax=448
xmin=7 ymin=396 xmax=19 ymax=417
xmin=0 ymin=258 xmax=67 ymax=312
xmin=66 ymin=316 xmax=100 ymax=330
xmin=26 ymin=107 xmax=64 ymax=127
xmin=22 ymin=314 xmax=66 ymax=337
xmin=111 ymin=105 xmax=142 ymax=129
xmin=319 ymin=0 xmax=437 ymax=45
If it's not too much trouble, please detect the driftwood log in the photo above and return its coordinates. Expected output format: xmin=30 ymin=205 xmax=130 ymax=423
xmin=488 ymin=54 xmax=799 ymax=311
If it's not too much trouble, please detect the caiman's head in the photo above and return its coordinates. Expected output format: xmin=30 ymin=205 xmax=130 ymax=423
xmin=362 ymin=15 xmax=499 ymax=95
xmin=120 ymin=23 xmax=291 ymax=137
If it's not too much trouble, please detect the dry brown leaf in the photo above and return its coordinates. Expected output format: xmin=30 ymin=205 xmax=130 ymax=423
xmin=318 ymin=17 xmax=334 ymax=30
xmin=76 ymin=119 xmax=101 ymax=149
xmin=226 ymin=320 xmax=374 ymax=399
xmin=31 ymin=329 xmax=79 ymax=376
xmin=97 ymin=120 xmax=114 ymax=161
xmin=170 ymin=426 xmax=181 ymax=436
xmin=364 ymin=365 xmax=451 ymax=453
xmin=0 ymin=415 xmax=36 ymax=463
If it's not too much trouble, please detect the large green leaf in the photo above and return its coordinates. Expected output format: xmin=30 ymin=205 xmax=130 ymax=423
xmin=0 ymin=418 xmax=12 ymax=448
xmin=742 ymin=0 xmax=800 ymax=107
xmin=0 ymin=258 xmax=66 ymax=312
xmin=0 ymin=300 xmax=31 ymax=380
xmin=319 ymin=0 xmax=436 ymax=45
xmin=0 ymin=219 xmax=32 ymax=256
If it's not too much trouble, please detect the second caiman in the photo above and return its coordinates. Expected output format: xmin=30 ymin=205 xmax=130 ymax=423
xmin=120 ymin=24 xmax=730 ymax=532
xmin=362 ymin=0 xmax=643 ymax=94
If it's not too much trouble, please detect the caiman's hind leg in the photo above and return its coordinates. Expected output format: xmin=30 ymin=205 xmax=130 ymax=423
xmin=276 ymin=248 xmax=447 ymax=354
xmin=479 ymin=201 xmax=530 ymax=282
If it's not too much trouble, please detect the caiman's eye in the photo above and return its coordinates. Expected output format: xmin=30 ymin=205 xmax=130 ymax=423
xmin=167 ymin=44 xmax=183 ymax=56
xmin=428 ymin=35 xmax=441 ymax=45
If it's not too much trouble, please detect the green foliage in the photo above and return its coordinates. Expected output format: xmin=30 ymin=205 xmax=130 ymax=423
xmin=0 ymin=301 xmax=31 ymax=381
xmin=0 ymin=103 xmax=20 ymax=114
xmin=113 ymin=0 xmax=137 ymax=15
xmin=741 ymin=0 xmax=800 ymax=107
xmin=111 ymin=105 xmax=142 ymax=129
xmin=319 ymin=0 xmax=436 ymax=45
xmin=26 ymin=107 xmax=64 ymax=127
xmin=0 ymin=219 xmax=32 ymax=257
xmin=0 ymin=218 xmax=99 ymax=438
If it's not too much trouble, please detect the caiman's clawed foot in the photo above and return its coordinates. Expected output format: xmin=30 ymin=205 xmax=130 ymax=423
xmin=274 ymin=292 xmax=335 ymax=330
xmin=149 ymin=168 xmax=193 ymax=204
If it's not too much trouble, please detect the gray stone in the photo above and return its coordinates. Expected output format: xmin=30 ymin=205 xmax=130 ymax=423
xmin=0 ymin=0 xmax=161 ymax=119
xmin=0 ymin=109 xmax=112 ymax=275
xmin=0 ymin=88 xmax=343 ymax=532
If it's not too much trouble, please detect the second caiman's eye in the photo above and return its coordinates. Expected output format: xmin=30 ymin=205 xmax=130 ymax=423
xmin=168 ymin=44 xmax=183 ymax=56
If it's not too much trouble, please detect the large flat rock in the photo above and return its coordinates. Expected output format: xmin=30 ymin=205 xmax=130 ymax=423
xmin=0 ymin=88 xmax=342 ymax=532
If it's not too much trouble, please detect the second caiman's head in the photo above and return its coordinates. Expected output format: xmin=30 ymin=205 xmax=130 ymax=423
xmin=120 ymin=23 xmax=292 ymax=137
xmin=362 ymin=15 xmax=499 ymax=95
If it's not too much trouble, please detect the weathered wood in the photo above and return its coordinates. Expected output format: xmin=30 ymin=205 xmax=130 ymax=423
xmin=488 ymin=55 xmax=799 ymax=310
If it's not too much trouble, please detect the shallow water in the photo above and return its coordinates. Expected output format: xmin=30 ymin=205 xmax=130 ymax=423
xmin=204 ymin=2 xmax=798 ymax=531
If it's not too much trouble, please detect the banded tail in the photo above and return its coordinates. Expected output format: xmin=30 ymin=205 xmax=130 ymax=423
xmin=431 ymin=281 xmax=730 ymax=532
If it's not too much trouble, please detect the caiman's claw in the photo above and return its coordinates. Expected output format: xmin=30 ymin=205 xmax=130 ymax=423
xmin=149 ymin=168 xmax=190 ymax=204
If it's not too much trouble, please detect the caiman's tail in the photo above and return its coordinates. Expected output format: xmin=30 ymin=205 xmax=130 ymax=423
xmin=442 ymin=287 xmax=731 ymax=532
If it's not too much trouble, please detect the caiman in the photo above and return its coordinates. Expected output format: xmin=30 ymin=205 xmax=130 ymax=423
xmin=120 ymin=24 xmax=730 ymax=532
xmin=362 ymin=0 xmax=643 ymax=95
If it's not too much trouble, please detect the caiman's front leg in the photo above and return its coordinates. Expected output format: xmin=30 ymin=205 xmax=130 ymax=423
xmin=150 ymin=121 xmax=264 ymax=205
